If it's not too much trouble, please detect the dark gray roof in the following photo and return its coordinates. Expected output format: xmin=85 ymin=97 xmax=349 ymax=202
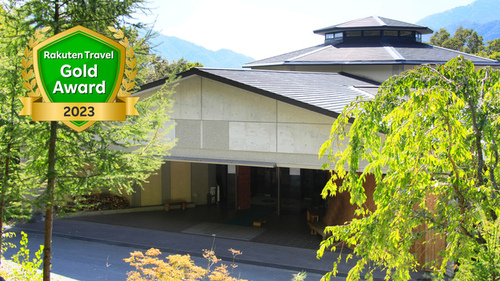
xmin=140 ymin=68 xmax=379 ymax=118
xmin=244 ymin=41 xmax=500 ymax=67
xmin=314 ymin=16 xmax=433 ymax=35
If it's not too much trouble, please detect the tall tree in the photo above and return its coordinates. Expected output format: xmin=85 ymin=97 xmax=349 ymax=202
xmin=429 ymin=28 xmax=450 ymax=46
xmin=0 ymin=2 xmax=37 ymax=266
xmin=319 ymin=56 xmax=500 ymax=280
xmin=454 ymin=26 xmax=484 ymax=54
xmin=139 ymin=56 xmax=203 ymax=85
xmin=15 ymin=1 xmax=175 ymax=280
xmin=484 ymin=38 xmax=500 ymax=61
xmin=430 ymin=26 xmax=484 ymax=54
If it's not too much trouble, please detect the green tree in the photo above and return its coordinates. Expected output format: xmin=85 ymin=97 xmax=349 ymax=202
xmin=454 ymin=27 xmax=484 ymax=54
xmin=429 ymin=28 xmax=450 ymax=46
xmin=0 ymin=2 xmax=38 ymax=266
xmin=318 ymin=56 xmax=500 ymax=280
xmin=486 ymin=38 xmax=500 ymax=53
xmin=484 ymin=39 xmax=500 ymax=61
xmin=442 ymin=37 xmax=464 ymax=51
xmin=140 ymin=56 xmax=203 ymax=85
xmin=11 ymin=1 xmax=175 ymax=280
xmin=430 ymin=26 xmax=484 ymax=54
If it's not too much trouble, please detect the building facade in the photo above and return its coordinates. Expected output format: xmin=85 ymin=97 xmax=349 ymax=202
xmin=127 ymin=16 xmax=500 ymax=222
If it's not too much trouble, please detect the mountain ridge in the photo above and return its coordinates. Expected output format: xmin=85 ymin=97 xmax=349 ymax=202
xmin=417 ymin=0 xmax=500 ymax=42
xmin=148 ymin=33 xmax=254 ymax=69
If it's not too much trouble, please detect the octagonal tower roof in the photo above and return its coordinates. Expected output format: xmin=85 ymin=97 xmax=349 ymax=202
xmin=313 ymin=16 xmax=433 ymax=35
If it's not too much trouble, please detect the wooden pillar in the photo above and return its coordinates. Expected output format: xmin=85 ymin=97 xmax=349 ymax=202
xmin=237 ymin=166 xmax=251 ymax=210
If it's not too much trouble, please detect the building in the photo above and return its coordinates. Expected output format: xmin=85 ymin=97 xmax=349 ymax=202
xmin=126 ymin=16 xmax=500 ymax=224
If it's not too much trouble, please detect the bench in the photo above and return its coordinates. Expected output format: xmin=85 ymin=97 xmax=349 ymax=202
xmin=308 ymin=220 xmax=330 ymax=240
xmin=164 ymin=200 xmax=187 ymax=211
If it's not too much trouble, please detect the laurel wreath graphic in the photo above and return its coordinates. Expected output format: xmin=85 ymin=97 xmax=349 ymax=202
xmin=108 ymin=26 xmax=136 ymax=98
xmin=22 ymin=27 xmax=51 ymax=97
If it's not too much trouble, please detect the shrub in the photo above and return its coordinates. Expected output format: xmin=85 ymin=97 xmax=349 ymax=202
xmin=124 ymin=248 xmax=247 ymax=281
xmin=1 ymin=231 xmax=43 ymax=281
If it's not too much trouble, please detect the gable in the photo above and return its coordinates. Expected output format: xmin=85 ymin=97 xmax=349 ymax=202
xmin=166 ymin=75 xmax=341 ymax=168
xmin=137 ymin=68 xmax=372 ymax=169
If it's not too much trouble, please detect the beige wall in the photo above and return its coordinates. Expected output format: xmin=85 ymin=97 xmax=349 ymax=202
xmin=166 ymin=76 xmax=338 ymax=169
xmin=170 ymin=162 xmax=192 ymax=201
xmin=141 ymin=170 xmax=163 ymax=206
xmin=130 ymin=162 xmax=218 ymax=207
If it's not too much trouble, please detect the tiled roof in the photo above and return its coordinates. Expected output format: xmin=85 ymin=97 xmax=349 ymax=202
xmin=314 ymin=16 xmax=433 ymax=35
xmin=140 ymin=68 xmax=379 ymax=118
xmin=244 ymin=41 xmax=500 ymax=67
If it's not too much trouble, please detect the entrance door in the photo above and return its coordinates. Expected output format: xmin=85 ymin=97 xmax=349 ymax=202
xmin=237 ymin=166 xmax=251 ymax=210
xmin=250 ymin=167 xmax=278 ymax=213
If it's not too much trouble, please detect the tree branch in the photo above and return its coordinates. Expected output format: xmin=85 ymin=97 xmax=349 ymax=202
xmin=465 ymin=77 xmax=485 ymax=186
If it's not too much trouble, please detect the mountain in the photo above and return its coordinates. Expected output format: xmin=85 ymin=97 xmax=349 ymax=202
xmin=148 ymin=33 xmax=254 ymax=69
xmin=417 ymin=0 xmax=500 ymax=42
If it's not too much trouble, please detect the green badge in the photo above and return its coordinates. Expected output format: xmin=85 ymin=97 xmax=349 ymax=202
xmin=20 ymin=25 xmax=139 ymax=132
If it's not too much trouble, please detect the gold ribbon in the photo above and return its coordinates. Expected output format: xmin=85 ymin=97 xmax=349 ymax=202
xmin=19 ymin=97 xmax=139 ymax=121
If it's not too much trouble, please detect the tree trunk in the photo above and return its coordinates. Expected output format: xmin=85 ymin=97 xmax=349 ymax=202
xmin=43 ymin=121 xmax=57 ymax=281
xmin=43 ymin=3 xmax=60 ymax=279
xmin=0 ymin=191 xmax=5 ymax=267
xmin=0 ymin=141 xmax=12 ymax=267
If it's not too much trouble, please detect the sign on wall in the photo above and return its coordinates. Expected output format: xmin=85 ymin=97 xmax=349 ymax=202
xmin=19 ymin=25 xmax=139 ymax=132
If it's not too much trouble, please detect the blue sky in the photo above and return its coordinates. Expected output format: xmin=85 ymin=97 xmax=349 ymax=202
xmin=135 ymin=0 xmax=476 ymax=59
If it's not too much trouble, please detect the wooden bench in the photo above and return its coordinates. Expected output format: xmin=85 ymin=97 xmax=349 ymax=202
xmin=164 ymin=200 xmax=187 ymax=211
xmin=308 ymin=220 xmax=330 ymax=240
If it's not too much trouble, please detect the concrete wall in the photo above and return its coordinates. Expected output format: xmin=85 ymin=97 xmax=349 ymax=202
xmin=167 ymin=76 xmax=336 ymax=169
xmin=132 ymin=75 xmax=345 ymax=207
xmin=132 ymin=72 xmax=377 ymax=207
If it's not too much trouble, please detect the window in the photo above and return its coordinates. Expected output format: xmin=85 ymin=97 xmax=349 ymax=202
xmin=416 ymin=33 xmax=422 ymax=42
xmin=384 ymin=30 xmax=398 ymax=37
xmin=364 ymin=30 xmax=380 ymax=37
xmin=326 ymin=32 xmax=343 ymax=40
xmin=346 ymin=31 xmax=362 ymax=37
xmin=400 ymin=31 xmax=412 ymax=37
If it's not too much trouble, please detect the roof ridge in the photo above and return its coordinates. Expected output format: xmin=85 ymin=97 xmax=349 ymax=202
xmin=203 ymin=67 xmax=347 ymax=76
xmin=287 ymin=45 xmax=332 ymax=61
xmin=373 ymin=16 xmax=386 ymax=26
xmin=381 ymin=42 xmax=405 ymax=60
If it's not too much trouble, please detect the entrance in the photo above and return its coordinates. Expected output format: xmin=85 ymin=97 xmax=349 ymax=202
xmin=250 ymin=167 xmax=278 ymax=214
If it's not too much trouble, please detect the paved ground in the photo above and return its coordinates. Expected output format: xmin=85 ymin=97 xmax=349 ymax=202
xmin=5 ymin=206 xmax=432 ymax=280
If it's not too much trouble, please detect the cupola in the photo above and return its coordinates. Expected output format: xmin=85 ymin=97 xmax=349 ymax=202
xmin=313 ymin=16 xmax=433 ymax=44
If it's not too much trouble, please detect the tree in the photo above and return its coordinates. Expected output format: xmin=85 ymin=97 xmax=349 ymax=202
xmin=442 ymin=37 xmax=464 ymax=52
xmin=10 ymin=1 xmax=175 ymax=280
xmin=139 ymin=56 xmax=203 ymax=85
xmin=430 ymin=28 xmax=450 ymax=46
xmin=430 ymin=26 xmax=484 ymax=54
xmin=484 ymin=39 xmax=500 ymax=61
xmin=0 ymin=2 xmax=38 ymax=266
xmin=318 ymin=56 xmax=500 ymax=280
xmin=454 ymin=27 xmax=483 ymax=54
